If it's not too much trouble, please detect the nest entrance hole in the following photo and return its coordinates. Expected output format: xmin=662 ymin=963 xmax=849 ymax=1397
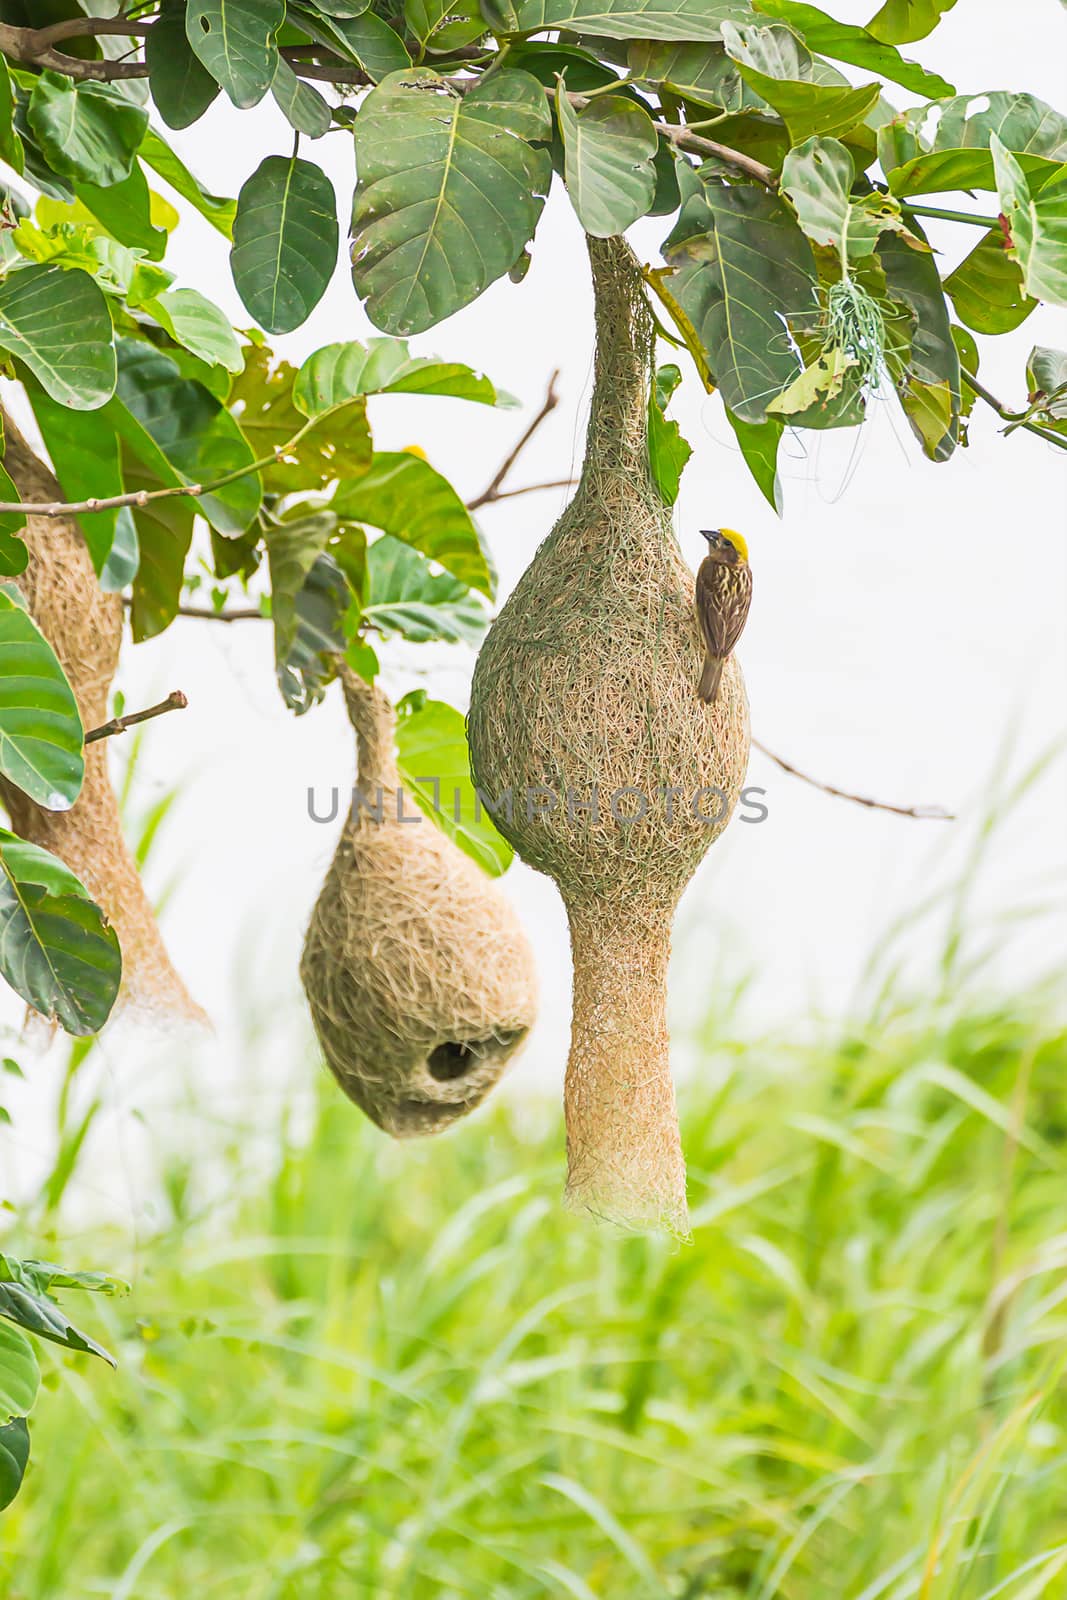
xmin=427 ymin=1028 xmax=529 ymax=1081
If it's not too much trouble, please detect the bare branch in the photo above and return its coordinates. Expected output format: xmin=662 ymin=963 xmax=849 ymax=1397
xmin=477 ymin=478 xmax=577 ymax=504
xmin=467 ymin=371 xmax=562 ymax=510
xmin=752 ymin=738 xmax=954 ymax=821
xmin=0 ymin=22 xmax=148 ymax=79
xmin=84 ymin=690 xmax=188 ymax=744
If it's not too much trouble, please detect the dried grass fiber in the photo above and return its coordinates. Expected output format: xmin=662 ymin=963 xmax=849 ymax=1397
xmin=467 ymin=235 xmax=751 ymax=1233
xmin=300 ymin=664 xmax=537 ymax=1137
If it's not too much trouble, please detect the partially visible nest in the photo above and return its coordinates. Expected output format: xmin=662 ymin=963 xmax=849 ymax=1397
xmin=300 ymin=665 xmax=537 ymax=1137
xmin=0 ymin=410 xmax=204 ymax=1024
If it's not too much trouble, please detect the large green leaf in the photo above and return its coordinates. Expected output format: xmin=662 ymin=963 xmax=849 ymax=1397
xmin=628 ymin=40 xmax=762 ymax=112
xmin=483 ymin=0 xmax=754 ymax=40
xmin=0 ymin=830 xmax=121 ymax=1035
xmin=24 ymin=384 xmax=123 ymax=578
xmin=0 ymin=1322 xmax=37 ymax=1420
xmin=882 ymin=93 xmax=1067 ymax=197
xmin=350 ymin=69 xmax=551 ymax=336
xmin=294 ymin=340 xmax=499 ymax=414
xmin=231 ymin=154 xmax=338 ymax=334
xmin=0 ymin=1417 xmax=28 ymax=1509
xmin=270 ymin=58 xmax=332 ymax=139
xmin=647 ymin=363 xmax=692 ymax=507
xmin=147 ymin=0 xmax=221 ymax=129
xmin=993 ymin=141 xmax=1067 ymax=308
xmin=27 ymin=75 xmax=147 ymax=188
xmin=725 ymin=405 xmax=783 ymax=512
xmin=878 ymin=225 xmax=959 ymax=459
xmin=0 ymin=588 xmax=83 ymax=810
xmin=139 ymin=128 xmax=236 ymax=237
xmin=186 ymin=0 xmax=285 ymax=109
xmin=404 ymin=0 xmax=487 ymax=52
xmin=722 ymin=21 xmax=881 ymax=145
xmin=752 ymin=0 xmax=953 ymax=97
xmin=333 ymin=452 xmax=493 ymax=596
xmin=139 ymin=289 xmax=245 ymax=373
xmin=944 ymin=228 xmax=1036 ymax=336
xmin=661 ymin=179 xmax=817 ymax=422
xmin=0 ymin=1282 xmax=113 ymax=1365
xmin=557 ymin=83 xmax=658 ymax=237
xmin=108 ymin=338 xmax=260 ymax=536
xmin=394 ymin=695 xmax=512 ymax=876
xmin=363 ymin=535 xmax=489 ymax=645
xmin=229 ymin=346 xmax=372 ymax=493
xmin=0 ymin=264 xmax=115 ymax=410
xmin=287 ymin=5 xmax=411 ymax=79
xmin=866 ymin=0 xmax=956 ymax=42
xmin=781 ymin=136 xmax=917 ymax=261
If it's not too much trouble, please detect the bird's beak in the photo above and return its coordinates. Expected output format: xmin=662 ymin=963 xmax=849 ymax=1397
xmin=700 ymin=528 xmax=718 ymax=544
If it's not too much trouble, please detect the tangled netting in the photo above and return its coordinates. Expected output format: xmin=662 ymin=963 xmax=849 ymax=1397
xmin=0 ymin=410 xmax=204 ymax=1023
xmin=300 ymin=664 xmax=538 ymax=1137
xmin=468 ymin=235 xmax=751 ymax=1233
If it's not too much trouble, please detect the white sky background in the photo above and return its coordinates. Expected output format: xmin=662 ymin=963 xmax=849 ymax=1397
xmin=2 ymin=0 xmax=1066 ymax=1214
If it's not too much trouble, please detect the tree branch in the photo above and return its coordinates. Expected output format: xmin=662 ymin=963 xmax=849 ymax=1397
xmin=84 ymin=690 xmax=187 ymax=744
xmin=467 ymin=370 xmax=564 ymax=509
xmin=961 ymin=372 xmax=1067 ymax=452
xmin=752 ymin=738 xmax=954 ymax=821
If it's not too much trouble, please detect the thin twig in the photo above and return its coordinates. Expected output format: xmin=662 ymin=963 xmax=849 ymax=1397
xmin=121 ymin=598 xmax=266 ymax=623
xmin=467 ymin=370 xmax=561 ymax=509
xmin=84 ymin=690 xmax=187 ymax=744
xmin=962 ymin=372 xmax=1067 ymax=453
xmin=753 ymin=738 xmax=954 ymax=821
xmin=478 ymin=478 xmax=577 ymax=504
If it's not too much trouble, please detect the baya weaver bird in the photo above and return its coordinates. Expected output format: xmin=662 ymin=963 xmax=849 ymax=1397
xmin=695 ymin=528 xmax=752 ymax=704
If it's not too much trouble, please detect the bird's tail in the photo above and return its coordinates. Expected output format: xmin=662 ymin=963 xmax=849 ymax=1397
xmin=697 ymin=651 xmax=724 ymax=704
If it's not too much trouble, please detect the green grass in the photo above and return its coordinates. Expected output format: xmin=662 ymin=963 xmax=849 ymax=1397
xmin=0 ymin=969 xmax=1065 ymax=1598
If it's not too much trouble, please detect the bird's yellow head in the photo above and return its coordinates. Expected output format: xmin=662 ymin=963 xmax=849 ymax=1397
xmin=701 ymin=527 xmax=749 ymax=563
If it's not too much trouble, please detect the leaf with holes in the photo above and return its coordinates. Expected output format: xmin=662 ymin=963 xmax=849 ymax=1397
xmin=0 ymin=831 xmax=121 ymax=1035
xmin=0 ymin=1417 xmax=28 ymax=1510
xmin=294 ymin=340 xmax=499 ymax=415
xmin=781 ymin=137 xmax=920 ymax=261
xmin=557 ymin=82 xmax=658 ymax=237
xmin=661 ymin=178 xmax=818 ymax=422
xmin=229 ymin=345 xmax=372 ymax=494
xmin=994 ymin=140 xmax=1067 ymax=308
xmin=628 ymin=41 xmax=762 ymax=112
xmin=0 ymin=1323 xmax=37 ymax=1421
xmin=722 ymin=21 xmax=881 ymax=145
xmin=186 ymin=0 xmax=285 ymax=109
xmin=395 ymin=696 xmax=512 ymax=876
xmin=482 ymin=0 xmax=753 ymax=40
xmin=231 ymin=155 xmax=338 ymax=334
xmin=753 ymin=0 xmax=953 ymax=96
xmin=351 ymin=69 xmax=551 ymax=336
xmin=333 ymin=452 xmax=493 ymax=597
xmin=0 ymin=264 xmax=115 ymax=410
xmin=28 ymin=75 xmax=147 ymax=187
xmin=0 ymin=588 xmax=83 ymax=810
xmin=363 ymin=535 xmax=489 ymax=646
xmin=882 ymin=92 xmax=1067 ymax=196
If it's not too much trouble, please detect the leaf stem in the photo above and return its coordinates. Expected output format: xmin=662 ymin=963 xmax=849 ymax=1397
xmin=902 ymin=202 xmax=999 ymax=229
xmin=962 ymin=372 xmax=1067 ymax=452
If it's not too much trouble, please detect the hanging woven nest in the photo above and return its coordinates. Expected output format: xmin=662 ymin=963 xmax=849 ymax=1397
xmin=467 ymin=235 xmax=751 ymax=1233
xmin=300 ymin=664 xmax=537 ymax=1137
xmin=0 ymin=410 xmax=204 ymax=1024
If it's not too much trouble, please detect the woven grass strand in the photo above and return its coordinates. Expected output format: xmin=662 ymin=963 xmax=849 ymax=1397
xmin=468 ymin=235 xmax=751 ymax=1233
xmin=300 ymin=664 xmax=537 ymax=1137
xmin=0 ymin=409 xmax=204 ymax=1023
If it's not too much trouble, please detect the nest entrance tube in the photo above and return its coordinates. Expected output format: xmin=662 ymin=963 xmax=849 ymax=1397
xmin=300 ymin=665 xmax=537 ymax=1138
xmin=468 ymin=236 xmax=751 ymax=1233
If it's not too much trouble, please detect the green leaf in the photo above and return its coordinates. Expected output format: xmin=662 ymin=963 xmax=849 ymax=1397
xmin=125 ymin=453 xmax=195 ymax=643
xmin=647 ymin=363 xmax=692 ymax=506
xmin=725 ymin=405 xmax=783 ymax=512
xmin=0 ymin=1322 xmax=37 ymax=1420
xmin=1026 ymin=345 xmax=1067 ymax=420
xmin=661 ymin=178 xmax=817 ymax=422
xmin=186 ymin=0 xmax=285 ymax=109
xmin=266 ymin=510 xmax=340 ymax=677
xmin=0 ymin=465 xmax=27 ymax=579
xmin=752 ymin=0 xmax=954 ymax=97
xmin=231 ymin=154 xmax=338 ymax=335
xmin=766 ymin=344 xmax=856 ymax=415
xmin=0 ymin=1417 xmax=28 ymax=1509
xmin=404 ymin=0 xmax=487 ymax=52
xmin=140 ymin=289 xmax=245 ymax=373
xmin=722 ymin=21 xmax=881 ymax=145
xmin=944 ymin=227 xmax=1036 ymax=335
xmin=351 ymin=69 xmax=551 ymax=336
xmin=865 ymin=0 xmax=956 ymax=43
xmin=629 ymin=40 xmax=761 ymax=112
xmin=557 ymin=82 xmax=658 ymax=237
xmin=0 ymin=264 xmax=115 ymax=411
xmin=24 ymin=383 xmax=123 ymax=577
xmin=230 ymin=345 xmax=372 ymax=493
xmin=271 ymin=57 xmax=332 ymax=138
xmin=0 ymin=56 xmax=24 ymax=177
xmin=109 ymin=338 xmax=260 ymax=536
xmin=73 ymin=163 xmax=168 ymax=260
xmin=363 ymin=535 xmax=488 ymax=645
xmin=3 ymin=1259 xmax=126 ymax=1298
xmin=139 ymin=128 xmax=236 ymax=237
xmin=395 ymin=696 xmax=512 ymax=875
xmin=147 ymin=0 xmax=221 ymax=128
xmin=27 ymin=75 xmax=148 ymax=187
xmin=878 ymin=225 xmax=960 ymax=459
xmin=333 ymin=452 xmax=493 ymax=596
xmin=882 ymin=93 xmax=1067 ymax=197
xmin=331 ymin=13 xmax=411 ymax=79
xmin=484 ymin=0 xmax=754 ymax=40
xmin=294 ymin=340 xmax=499 ymax=414
xmin=0 ymin=1282 xmax=114 ymax=1365
xmin=993 ymin=141 xmax=1067 ymax=308
xmin=781 ymin=136 xmax=917 ymax=260
xmin=270 ymin=539 xmax=352 ymax=714
xmin=0 ymin=587 xmax=83 ymax=810
xmin=0 ymin=830 xmax=121 ymax=1035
